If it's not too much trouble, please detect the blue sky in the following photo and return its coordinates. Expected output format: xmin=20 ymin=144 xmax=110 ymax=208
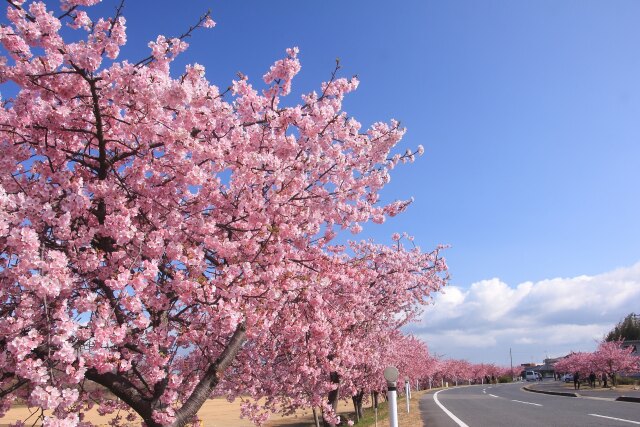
xmin=108 ymin=0 xmax=640 ymax=285
xmin=7 ymin=1 xmax=640 ymax=365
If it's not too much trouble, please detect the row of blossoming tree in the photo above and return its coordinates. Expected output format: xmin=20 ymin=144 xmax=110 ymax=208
xmin=0 ymin=1 xmax=460 ymax=426
xmin=554 ymin=341 xmax=640 ymax=387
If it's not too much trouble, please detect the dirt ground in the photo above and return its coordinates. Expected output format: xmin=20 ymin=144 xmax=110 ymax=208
xmin=0 ymin=398 xmax=354 ymax=427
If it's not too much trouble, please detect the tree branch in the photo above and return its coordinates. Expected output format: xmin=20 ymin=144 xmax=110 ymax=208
xmin=171 ymin=323 xmax=246 ymax=427
xmin=85 ymin=368 xmax=154 ymax=424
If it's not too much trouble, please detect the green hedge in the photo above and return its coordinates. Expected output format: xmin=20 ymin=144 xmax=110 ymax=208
xmin=498 ymin=375 xmax=513 ymax=383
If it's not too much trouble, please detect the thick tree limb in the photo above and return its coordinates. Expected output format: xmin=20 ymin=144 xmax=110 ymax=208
xmin=85 ymin=368 xmax=155 ymax=424
xmin=171 ymin=323 xmax=246 ymax=427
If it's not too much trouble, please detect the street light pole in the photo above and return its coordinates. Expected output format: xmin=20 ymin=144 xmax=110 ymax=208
xmin=384 ymin=367 xmax=399 ymax=427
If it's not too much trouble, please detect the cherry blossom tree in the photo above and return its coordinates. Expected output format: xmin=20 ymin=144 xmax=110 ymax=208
xmin=553 ymin=352 xmax=589 ymax=378
xmin=219 ymin=240 xmax=447 ymax=426
xmin=593 ymin=340 xmax=640 ymax=386
xmin=392 ymin=334 xmax=435 ymax=390
xmin=436 ymin=359 xmax=470 ymax=386
xmin=0 ymin=1 xmax=447 ymax=426
xmin=555 ymin=342 xmax=640 ymax=388
xmin=469 ymin=363 xmax=495 ymax=384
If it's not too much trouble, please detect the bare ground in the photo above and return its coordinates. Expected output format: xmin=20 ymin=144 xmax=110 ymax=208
xmin=1 ymin=389 xmax=435 ymax=427
xmin=0 ymin=398 xmax=350 ymax=427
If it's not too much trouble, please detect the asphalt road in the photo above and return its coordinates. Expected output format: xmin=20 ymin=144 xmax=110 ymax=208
xmin=420 ymin=382 xmax=640 ymax=427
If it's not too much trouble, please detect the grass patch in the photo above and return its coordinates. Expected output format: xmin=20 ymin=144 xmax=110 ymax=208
xmin=338 ymin=389 xmax=436 ymax=427
xmin=349 ymin=399 xmax=390 ymax=427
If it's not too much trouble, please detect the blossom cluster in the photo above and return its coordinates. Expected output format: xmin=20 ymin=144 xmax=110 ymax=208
xmin=554 ymin=340 xmax=640 ymax=385
xmin=0 ymin=1 xmax=441 ymax=426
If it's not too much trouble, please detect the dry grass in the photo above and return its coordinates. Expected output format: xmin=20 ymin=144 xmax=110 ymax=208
xmin=0 ymin=398 xmax=347 ymax=427
xmin=398 ymin=390 xmax=430 ymax=427
xmin=0 ymin=389 xmax=436 ymax=427
xmin=558 ymin=382 xmax=640 ymax=392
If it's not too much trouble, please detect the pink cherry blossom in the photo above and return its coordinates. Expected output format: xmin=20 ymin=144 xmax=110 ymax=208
xmin=0 ymin=2 xmax=449 ymax=426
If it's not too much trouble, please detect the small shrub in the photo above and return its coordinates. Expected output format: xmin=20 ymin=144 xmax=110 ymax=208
xmin=616 ymin=376 xmax=640 ymax=386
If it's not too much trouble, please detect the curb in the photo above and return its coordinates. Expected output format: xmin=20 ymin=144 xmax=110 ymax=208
xmin=522 ymin=385 xmax=579 ymax=398
xmin=616 ymin=396 xmax=640 ymax=403
xmin=523 ymin=386 xmax=640 ymax=403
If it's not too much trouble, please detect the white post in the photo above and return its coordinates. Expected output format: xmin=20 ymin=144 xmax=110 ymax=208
xmin=388 ymin=387 xmax=398 ymax=427
xmin=384 ymin=367 xmax=399 ymax=427
xmin=405 ymin=381 xmax=410 ymax=414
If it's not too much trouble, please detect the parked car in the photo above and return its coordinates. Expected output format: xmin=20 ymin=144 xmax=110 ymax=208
xmin=525 ymin=371 xmax=537 ymax=381
xmin=561 ymin=373 xmax=574 ymax=382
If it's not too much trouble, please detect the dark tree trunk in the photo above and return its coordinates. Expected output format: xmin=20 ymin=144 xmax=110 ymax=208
xmin=313 ymin=407 xmax=321 ymax=427
xmin=352 ymin=396 xmax=360 ymax=423
xmin=354 ymin=390 xmax=364 ymax=420
xmin=323 ymin=371 xmax=341 ymax=427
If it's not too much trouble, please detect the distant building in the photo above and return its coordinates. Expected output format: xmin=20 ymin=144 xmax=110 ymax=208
xmin=518 ymin=361 xmax=556 ymax=378
xmin=544 ymin=357 xmax=562 ymax=365
xmin=520 ymin=363 xmax=538 ymax=368
xmin=519 ymin=357 xmax=565 ymax=378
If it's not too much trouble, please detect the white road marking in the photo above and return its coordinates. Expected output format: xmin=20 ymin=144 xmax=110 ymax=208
xmin=589 ymin=414 xmax=640 ymax=425
xmin=511 ymin=399 xmax=542 ymax=407
xmin=433 ymin=389 xmax=470 ymax=427
xmin=489 ymin=394 xmax=499 ymax=398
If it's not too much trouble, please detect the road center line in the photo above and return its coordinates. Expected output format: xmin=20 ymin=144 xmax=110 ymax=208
xmin=589 ymin=414 xmax=640 ymax=425
xmin=433 ymin=389 xmax=470 ymax=427
xmin=512 ymin=399 xmax=542 ymax=407
xmin=489 ymin=393 xmax=499 ymax=398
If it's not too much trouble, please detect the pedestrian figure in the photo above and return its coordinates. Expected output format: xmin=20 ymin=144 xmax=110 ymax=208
xmin=589 ymin=372 xmax=596 ymax=389
xmin=491 ymin=375 xmax=496 ymax=385
xmin=602 ymin=373 xmax=608 ymax=388
xmin=574 ymin=372 xmax=580 ymax=390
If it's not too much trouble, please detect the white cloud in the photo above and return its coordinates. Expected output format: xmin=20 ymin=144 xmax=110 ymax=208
xmin=409 ymin=262 xmax=640 ymax=365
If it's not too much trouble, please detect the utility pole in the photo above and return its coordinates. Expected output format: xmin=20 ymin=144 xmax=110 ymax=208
xmin=510 ymin=347 xmax=514 ymax=381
